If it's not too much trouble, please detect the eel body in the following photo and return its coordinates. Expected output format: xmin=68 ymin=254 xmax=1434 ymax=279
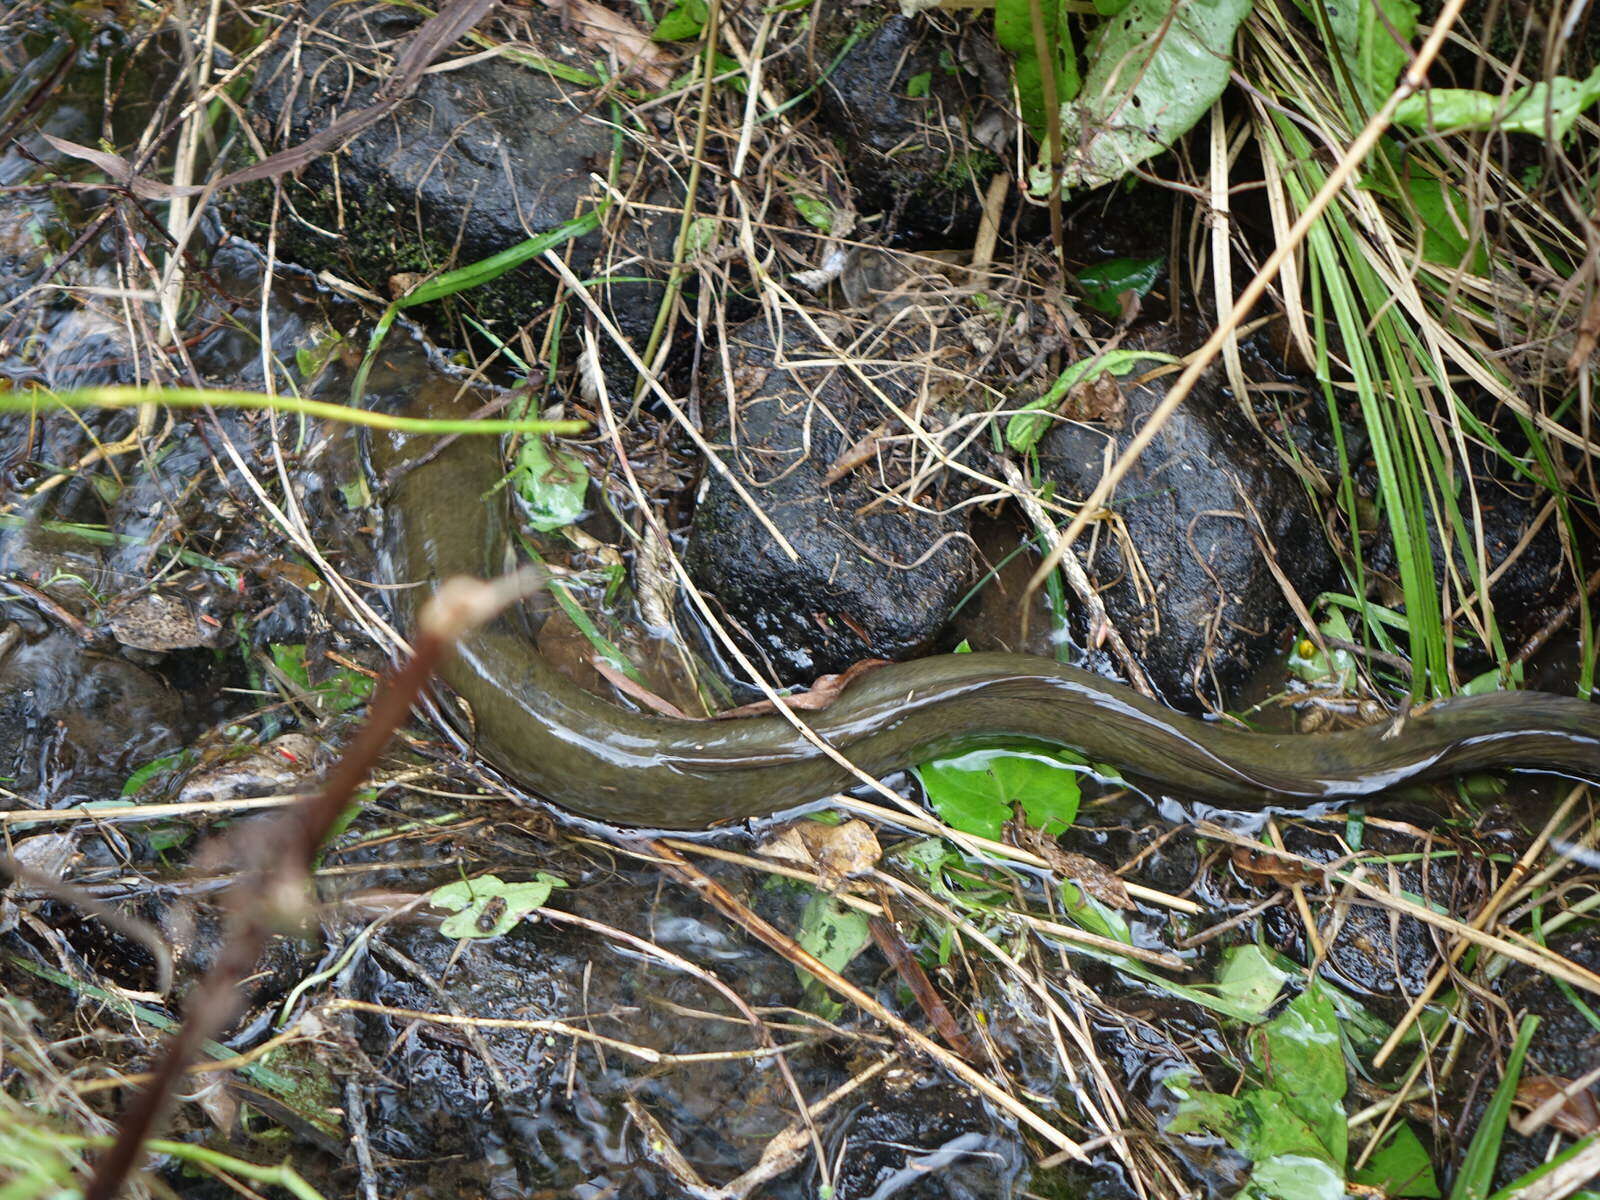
xmin=371 ymin=418 xmax=1600 ymax=830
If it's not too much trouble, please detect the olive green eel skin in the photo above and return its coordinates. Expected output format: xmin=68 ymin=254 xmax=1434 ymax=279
xmin=372 ymin=420 xmax=1600 ymax=830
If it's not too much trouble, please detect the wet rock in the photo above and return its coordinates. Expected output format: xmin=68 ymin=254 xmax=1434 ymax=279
xmin=1034 ymin=330 xmax=1341 ymax=707
xmin=234 ymin=1 xmax=673 ymax=345
xmin=0 ymin=630 xmax=186 ymax=802
xmin=685 ymin=317 xmax=975 ymax=686
xmin=805 ymin=14 xmax=1009 ymax=242
xmin=1362 ymin=438 xmax=1574 ymax=659
xmin=830 ymin=1069 xmax=1023 ymax=1199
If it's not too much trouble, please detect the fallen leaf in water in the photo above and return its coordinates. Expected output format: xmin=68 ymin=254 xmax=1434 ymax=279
xmin=759 ymin=818 xmax=881 ymax=889
xmin=592 ymin=659 xmax=693 ymax=719
xmin=1515 ymin=1075 xmax=1600 ymax=1137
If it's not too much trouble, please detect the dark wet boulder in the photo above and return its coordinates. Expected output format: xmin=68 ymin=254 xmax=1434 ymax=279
xmin=802 ymin=14 xmax=1009 ymax=242
xmin=685 ymin=317 xmax=975 ymax=686
xmin=233 ymin=1 xmax=673 ymax=344
xmin=831 ymin=1069 xmax=1024 ymax=1198
xmin=1033 ymin=332 xmax=1341 ymax=708
xmin=0 ymin=630 xmax=185 ymax=803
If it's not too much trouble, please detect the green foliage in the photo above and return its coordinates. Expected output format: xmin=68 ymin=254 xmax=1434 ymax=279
xmin=915 ymin=745 xmax=1085 ymax=840
xmin=905 ymin=69 xmax=932 ymax=99
xmin=995 ymin=0 xmax=1080 ymax=138
xmin=796 ymin=892 xmax=872 ymax=1018
xmin=1313 ymin=0 xmax=1417 ymax=112
xmin=1006 ymin=349 xmax=1177 ymax=453
xmin=653 ymin=0 xmax=707 ymax=42
xmin=1056 ymin=0 xmax=1251 ymax=190
xmin=1354 ymin=1124 xmax=1441 ymax=1198
xmin=1076 ymin=255 xmax=1164 ymax=315
xmin=268 ymin=644 xmax=374 ymax=716
xmin=349 ymin=208 xmax=601 ymax=405
xmin=121 ymin=751 xmax=191 ymax=798
xmin=1170 ymin=979 xmax=1440 ymax=1200
xmin=513 ymin=438 xmax=589 ymax=531
xmin=1394 ymin=67 xmax=1600 ymax=141
xmin=431 ymin=873 xmax=566 ymax=939
xmin=1214 ymin=944 xmax=1295 ymax=1022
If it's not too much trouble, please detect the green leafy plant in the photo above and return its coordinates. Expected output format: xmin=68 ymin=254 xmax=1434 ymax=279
xmin=1169 ymin=979 xmax=1441 ymax=1200
xmin=1393 ymin=67 xmax=1600 ymax=141
xmin=1076 ymin=255 xmax=1164 ymax=315
xmin=915 ymin=745 xmax=1086 ymax=840
xmin=652 ymin=0 xmax=707 ymax=42
xmin=268 ymin=644 xmax=375 ymax=716
xmin=1056 ymin=0 xmax=1252 ymax=190
xmin=795 ymin=891 xmax=872 ymax=1019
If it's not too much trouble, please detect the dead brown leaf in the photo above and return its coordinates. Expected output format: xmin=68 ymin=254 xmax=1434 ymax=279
xmin=757 ymin=818 xmax=881 ymax=889
xmin=538 ymin=0 xmax=674 ymax=87
xmin=592 ymin=659 xmax=693 ymax=720
xmin=1515 ymin=1075 xmax=1600 ymax=1138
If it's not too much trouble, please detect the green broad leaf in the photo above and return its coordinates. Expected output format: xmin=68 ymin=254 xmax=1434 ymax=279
xmin=1403 ymin=174 xmax=1488 ymax=273
xmin=1393 ymin=67 xmax=1600 ymax=140
xmin=1354 ymin=1124 xmax=1441 ymax=1198
xmin=1056 ymin=0 xmax=1251 ymax=191
xmin=1167 ymin=1074 xmax=1250 ymax=1141
xmin=652 ymin=0 xmax=707 ymax=42
xmin=432 ymin=873 xmax=566 ymax=939
xmin=915 ymin=746 xmax=1085 ymax=841
xmin=1076 ymin=255 xmax=1164 ymax=315
xmin=791 ymin=191 xmax=834 ymax=233
xmin=270 ymin=642 xmax=312 ymax=690
xmin=1287 ymin=608 xmax=1358 ymax=689
xmin=1006 ymin=349 xmax=1177 ymax=453
xmin=267 ymin=644 xmax=373 ymax=715
xmin=1241 ymin=1089 xmax=1338 ymax=1164
xmin=1059 ymin=880 xmax=1132 ymax=943
xmin=1316 ymin=0 xmax=1417 ymax=111
xmin=1213 ymin=944 xmax=1294 ymax=1022
xmin=337 ymin=475 xmax=371 ymax=511
xmin=796 ymin=892 xmax=872 ymax=1018
xmin=513 ymin=438 xmax=589 ymax=532
xmin=995 ymin=0 xmax=1080 ymax=137
xmin=1248 ymin=1152 xmax=1347 ymax=1200
xmin=1256 ymin=981 xmax=1347 ymax=1165
xmin=905 ymin=70 xmax=932 ymax=98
